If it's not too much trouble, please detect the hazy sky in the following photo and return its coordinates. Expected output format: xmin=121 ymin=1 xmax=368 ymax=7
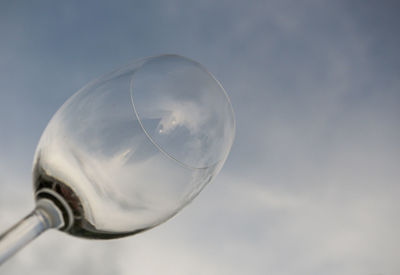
xmin=1 ymin=1 xmax=399 ymax=274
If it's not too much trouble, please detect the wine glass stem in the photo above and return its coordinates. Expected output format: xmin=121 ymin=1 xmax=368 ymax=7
xmin=0 ymin=199 xmax=64 ymax=265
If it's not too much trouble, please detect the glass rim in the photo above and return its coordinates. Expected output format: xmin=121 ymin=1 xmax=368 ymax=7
xmin=128 ymin=54 xmax=236 ymax=171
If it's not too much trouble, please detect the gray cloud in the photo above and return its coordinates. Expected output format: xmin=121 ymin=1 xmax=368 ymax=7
xmin=1 ymin=0 xmax=399 ymax=274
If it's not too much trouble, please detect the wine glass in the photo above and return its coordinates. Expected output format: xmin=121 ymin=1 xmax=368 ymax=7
xmin=0 ymin=54 xmax=235 ymax=265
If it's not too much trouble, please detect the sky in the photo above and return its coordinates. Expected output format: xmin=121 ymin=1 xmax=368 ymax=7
xmin=0 ymin=0 xmax=399 ymax=274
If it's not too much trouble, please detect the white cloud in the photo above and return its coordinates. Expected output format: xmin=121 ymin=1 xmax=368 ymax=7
xmin=1 ymin=0 xmax=399 ymax=274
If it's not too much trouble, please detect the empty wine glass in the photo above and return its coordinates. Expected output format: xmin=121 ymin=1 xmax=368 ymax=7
xmin=0 ymin=54 xmax=235 ymax=265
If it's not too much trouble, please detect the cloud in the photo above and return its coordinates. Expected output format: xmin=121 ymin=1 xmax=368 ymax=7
xmin=1 ymin=0 xmax=400 ymax=274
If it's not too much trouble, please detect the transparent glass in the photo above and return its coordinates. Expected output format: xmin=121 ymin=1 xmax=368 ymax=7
xmin=0 ymin=54 xmax=235 ymax=264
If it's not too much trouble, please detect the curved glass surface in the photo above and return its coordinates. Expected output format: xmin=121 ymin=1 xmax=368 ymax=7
xmin=32 ymin=55 xmax=235 ymax=238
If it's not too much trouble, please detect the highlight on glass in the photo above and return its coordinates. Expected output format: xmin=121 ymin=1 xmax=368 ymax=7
xmin=0 ymin=54 xmax=235 ymax=265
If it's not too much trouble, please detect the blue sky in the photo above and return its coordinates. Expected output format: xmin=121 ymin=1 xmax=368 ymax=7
xmin=1 ymin=1 xmax=399 ymax=274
